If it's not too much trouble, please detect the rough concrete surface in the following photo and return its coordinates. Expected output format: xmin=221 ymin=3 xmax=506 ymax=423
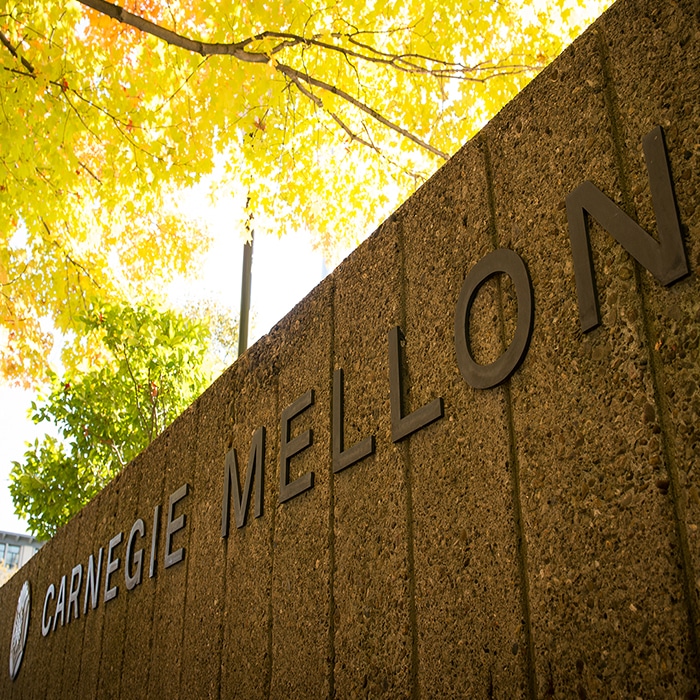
xmin=332 ymin=224 xmax=411 ymax=698
xmin=400 ymin=141 xmax=532 ymax=698
xmin=1 ymin=0 xmax=698 ymax=697
xmin=219 ymin=341 xmax=278 ymax=700
xmin=119 ymin=436 xmax=167 ymax=697
xmin=268 ymin=280 xmax=334 ymax=699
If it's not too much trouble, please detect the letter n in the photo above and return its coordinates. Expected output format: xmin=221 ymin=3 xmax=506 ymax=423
xmin=221 ymin=427 xmax=265 ymax=536
xmin=566 ymin=125 xmax=688 ymax=332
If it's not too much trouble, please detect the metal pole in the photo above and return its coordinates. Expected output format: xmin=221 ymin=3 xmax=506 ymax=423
xmin=237 ymin=229 xmax=253 ymax=356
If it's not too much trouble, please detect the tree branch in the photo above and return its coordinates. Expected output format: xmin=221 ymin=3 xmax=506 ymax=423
xmin=0 ymin=262 xmax=30 ymax=288
xmin=276 ymin=63 xmax=448 ymax=159
xmin=120 ymin=345 xmax=148 ymax=436
xmin=40 ymin=219 xmax=102 ymax=289
xmin=286 ymin=73 xmax=378 ymax=152
xmin=78 ymin=160 xmax=103 ymax=184
xmin=78 ymin=0 xmax=268 ymax=62
xmin=0 ymin=29 xmax=35 ymax=74
xmin=76 ymin=0 xmax=449 ymax=159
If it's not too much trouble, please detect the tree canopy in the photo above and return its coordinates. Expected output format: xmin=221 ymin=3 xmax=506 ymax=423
xmin=1 ymin=0 xmax=612 ymax=387
xmin=9 ymin=301 xmax=217 ymax=539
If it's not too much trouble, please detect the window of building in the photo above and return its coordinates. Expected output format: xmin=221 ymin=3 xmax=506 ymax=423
xmin=0 ymin=543 xmax=5 ymax=562
xmin=5 ymin=544 xmax=20 ymax=568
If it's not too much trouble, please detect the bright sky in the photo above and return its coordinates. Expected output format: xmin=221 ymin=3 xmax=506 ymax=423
xmin=0 ymin=387 xmax=37 ymax=534
xmin=0 ymin=225 xmax=329 ymax=536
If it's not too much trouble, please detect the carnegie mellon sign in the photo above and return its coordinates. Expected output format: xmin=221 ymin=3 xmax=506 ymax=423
xmin=28 ymin=124 xmax=690 ymax=658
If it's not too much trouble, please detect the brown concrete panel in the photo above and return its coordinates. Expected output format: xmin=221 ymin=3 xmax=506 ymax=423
xmin=177 ymin=369 xmax=229 ymax=700
xmin=74 ymin=482 xmax=121 ymax=697
xmin=90 ymin=471 xmax=133 ymax=700
xmin=0 ymin=552 xmax=42 ymax=699
xmin=0 ymin=564 xmax=20 ymax=699
xmin=56 ymin=511 xmax=88 ymax=700
xmin=0 ymin=573 xmax=17 ymax=698
xmin=400 ymin=141 xmax=532 ymax=697
xmin=118 ymin=434 xmax=168 ymax=698
xmin=94 ymin=454 xmax=148 ymax=700
xmin=599 ymin=0 xmax=700 ymax=667
xmin=485 ymin=20 xmax=696 ymax=697
xmin=30 ymin=520 xmax=75 ymax=699
xmin=218 ymin=339 xmax=280 ymax=699
xmin=332 ymin=223 xmax=414 ymax=696
xmin=269 ymin=281 xmax=333 ymax=699
xmin=146 ymin=403 xmax=199 ymax=698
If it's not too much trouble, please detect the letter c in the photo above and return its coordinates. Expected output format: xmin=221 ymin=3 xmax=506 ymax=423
xmin=42 ymin=583 xmax=55 ymax=637
xmin=454 ymin=248 xmax=534 ymax=389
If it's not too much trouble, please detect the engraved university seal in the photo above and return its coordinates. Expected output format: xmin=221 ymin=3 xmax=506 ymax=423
xmin=9 ymin=580 xmax=30 ymax=681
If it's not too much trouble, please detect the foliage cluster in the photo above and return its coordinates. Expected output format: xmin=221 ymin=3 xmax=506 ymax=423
xmin=9 ymin=302 xmax=216 ymax=539
xmin=1 ymin=0 xmax=612 ymax=384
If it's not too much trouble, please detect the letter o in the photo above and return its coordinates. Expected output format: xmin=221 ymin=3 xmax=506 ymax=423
xmin=454 ymin=249 xmax=534 ymax=389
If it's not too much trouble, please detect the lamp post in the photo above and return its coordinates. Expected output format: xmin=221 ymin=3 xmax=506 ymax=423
xmin=237 ymin=229 xmax=253 ymax=356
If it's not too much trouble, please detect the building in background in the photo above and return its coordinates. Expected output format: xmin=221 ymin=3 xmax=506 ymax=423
xmin=0 ymin=531 xmax=43 ymax=572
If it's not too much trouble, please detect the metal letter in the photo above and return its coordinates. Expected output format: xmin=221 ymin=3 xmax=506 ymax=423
xmin=41 ymin=584 xmax=55 ymax=637
xmin=149 ymin=504 xmax=160 ymax=579
xmin=164 ymin=483 xmax=189 ymax=569
xmin=67 ymin=564 xmax=83 ymax=623
xmin=279 ymin=390 xmax=315 ymax=503
xmin=389 ymin=326 xmax=444 ymax=442
xmin=454 ymin=249 xmax=534 ymax=389
xmin=333 ymin=368 xmax=375 ymax=473
xmin=567 ymin=125 xmax=688 ymax=331
xmin=52 ymin=575 xmax=66 ymax=631
xmin=83 ymin=548 xmax=103 ymax=615
xmin=125 ymin=519 xmax=145 ymax=591
xmin=222 ymin=427 xmax=266 ymax=536
xmin=104 ymin=532 xmax=123 ymax=603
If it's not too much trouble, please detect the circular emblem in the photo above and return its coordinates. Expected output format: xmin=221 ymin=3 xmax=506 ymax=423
xmin=9 ymin=580 xmax=31 ymax=681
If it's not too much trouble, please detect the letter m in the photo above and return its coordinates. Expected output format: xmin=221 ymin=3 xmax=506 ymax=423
xmin=566 ymin=125 xmax=688 ymax=332
xmin=221 ymin=427 xmax=265 ymax=536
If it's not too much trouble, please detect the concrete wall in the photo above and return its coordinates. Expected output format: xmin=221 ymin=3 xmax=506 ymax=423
xmin=2 ymin=0 xmax=699 ymax=696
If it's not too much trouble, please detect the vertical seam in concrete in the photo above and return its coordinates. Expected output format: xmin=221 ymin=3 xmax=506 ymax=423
xmin=116 ymin=463 xmax=145 ymax=698
xmin=595 ymin=23 xmax=700 ymax=672
xmin=177 ymin=402 xmax=200 ymax=696
xmin=57 ymin=532 xmax=80 ymax=699
xmin=482 ymin=136 xmax=538 ymax=700
xmin=145 ymin=432 xmax=170 ymax=694
xmin=218 ymin=378 xmax=239 ymax=700
xmin=328 ymin=278 xmax=337 ymax=699
xmin=95 ymin=534 xmax=108 ymax=698
xmin=502 ymin=386 xmax=537 ymax=699
xmin=217 ymin=466 xmax=227 ymax=700
xmin=115 ymin=521 xmax=128 ymax=699
xmin=48 ymin=534 xmax=72 ymax=699
xmin=396 ymin=217 xmax=421 ymax=700
xmin=62 ymin=518 xmax=86 ymax=697
xmin=265 ymin=372 xmax=279 ymax=699
xmin=74 ymin=550 xmax=89 ymax=696
xmin=95 ymin=487 xmax=121 ymax=699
